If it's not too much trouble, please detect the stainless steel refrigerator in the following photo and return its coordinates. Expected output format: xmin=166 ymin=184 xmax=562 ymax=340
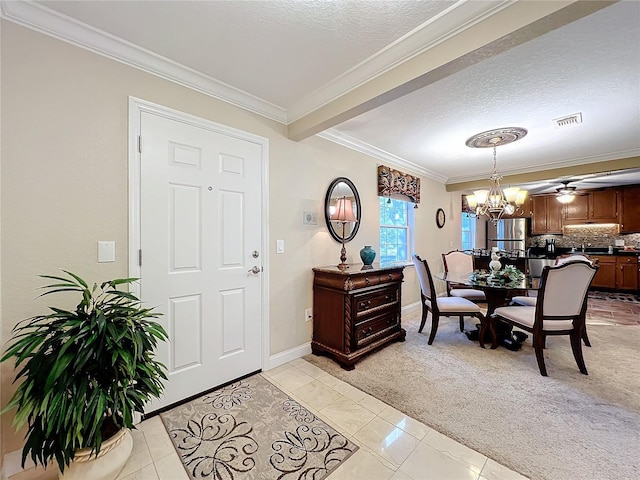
xmin=486 ymin=218 xmax=527 ymax=252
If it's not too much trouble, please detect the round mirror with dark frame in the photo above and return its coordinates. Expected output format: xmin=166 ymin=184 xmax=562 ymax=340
xmin=324 ymin=177 xmax=361 ymax=243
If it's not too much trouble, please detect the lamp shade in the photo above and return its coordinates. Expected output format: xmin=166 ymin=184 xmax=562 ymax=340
xmin=473 ymin=190 xmax=489 ymax=205
xmin=503 ymin=187 xmax=520 ymax=203
xmin=466 ymin=194 xmax=478 ymax=209
xmin=515 ymin=190 xmax=528 ymax=206
xmin=330 ymin=197 xmax=357 ymax=223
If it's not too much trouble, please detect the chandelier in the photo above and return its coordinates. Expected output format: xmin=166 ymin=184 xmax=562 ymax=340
xmin=464 ymin=128 xmax=528 ymax=224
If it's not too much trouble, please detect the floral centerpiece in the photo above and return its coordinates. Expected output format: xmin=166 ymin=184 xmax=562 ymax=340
xmin=489 ymin=264 xmax=525 ymax=283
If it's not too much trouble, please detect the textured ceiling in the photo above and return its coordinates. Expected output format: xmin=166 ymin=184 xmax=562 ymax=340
xmin=7 ymin=0 xmax=640 ymax=191
xmin=36 ymin=0 xmax=452 ymax=107
xmin=331 ymin=0 xmax=640 ymax=183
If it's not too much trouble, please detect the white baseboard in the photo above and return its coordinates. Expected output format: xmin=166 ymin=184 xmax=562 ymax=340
xmin=3 ymin=449 xmax=35 ymax=479
xmin=265 ymin=342 xmax=311 ymax=371
xmin=264 ymin=303 xmax=420 ymax=373
xmin=402 ymin=301 xmax=421 ymax=312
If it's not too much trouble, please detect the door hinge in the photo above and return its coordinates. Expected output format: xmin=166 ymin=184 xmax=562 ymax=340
xmin=138 ymin=249 xmax=142 ymax=266
xmin=138 ymin=135 xmax=142 ymax=153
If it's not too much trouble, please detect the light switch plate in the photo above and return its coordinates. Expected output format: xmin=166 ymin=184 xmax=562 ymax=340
xmin=98 ymin=241 xmax=116 ymax=262
xmin=276 ymin=239 xmax=285 ymax=254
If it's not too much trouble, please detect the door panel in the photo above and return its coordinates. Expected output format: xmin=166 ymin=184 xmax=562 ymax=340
xmin=170 ymin=184 xmax=201 ymax=270
xmin=221 ymin=288 xmax=246 ymax=355
xmin=220 ymin=189 xmax=244 ymax=266
xmin=170 ymin=295 xmax=202 ymax=370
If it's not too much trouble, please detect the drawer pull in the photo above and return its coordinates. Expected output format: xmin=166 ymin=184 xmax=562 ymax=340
xmin=365 ymin=277 xmax=371 ymax=285
xmin=388 ymin=274 xmax=393 ymax=280
xmin=359 ymin=300 xmax=372 ymax=309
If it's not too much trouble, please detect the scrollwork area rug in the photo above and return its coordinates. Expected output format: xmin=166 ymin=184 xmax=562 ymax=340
xmin=159 ymin=374 xmax=358 ymax=479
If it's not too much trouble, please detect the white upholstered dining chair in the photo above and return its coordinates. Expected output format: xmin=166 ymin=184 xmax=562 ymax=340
xmin=441 ymin=250 xmax=486 ymax=303
xmin=413 ymin=254 xmax=485 ymax=345
xmin=511 ymin=254 xmax=598 ymax=346
xmin=492 ymin=260 xmax=598 ymax=376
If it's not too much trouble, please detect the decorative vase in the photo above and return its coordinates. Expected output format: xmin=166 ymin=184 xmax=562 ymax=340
xmin=60 ymin=429 xmax=133 ymax=480
xmin=489 ymin=252 xmax=502 ymax=273
xmin=360 ymin=245 xmax=376 ymax=266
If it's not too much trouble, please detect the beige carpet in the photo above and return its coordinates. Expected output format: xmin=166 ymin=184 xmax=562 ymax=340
xmin=305 ymin=313 xmax=640 ymax=480
xmin=160 ymin=374 xmax=358 ymax=479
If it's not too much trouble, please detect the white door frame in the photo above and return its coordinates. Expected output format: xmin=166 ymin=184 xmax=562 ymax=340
xmin=128 ymin=96 xmax=270 ymax=373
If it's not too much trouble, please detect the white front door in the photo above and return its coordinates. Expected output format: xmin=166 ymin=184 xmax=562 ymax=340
xmin=133 ymin=105 xmax=265 ymax=412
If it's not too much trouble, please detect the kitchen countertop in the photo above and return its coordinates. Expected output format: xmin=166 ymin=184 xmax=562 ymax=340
xmin=580 ymin=250 xmax=639 ymax=256
xmin=526 ymin=247 xmax=640 ymax=258
xmin=474 ymin=248 xmax=640 ymax=259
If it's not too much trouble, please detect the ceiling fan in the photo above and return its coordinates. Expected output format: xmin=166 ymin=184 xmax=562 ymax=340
xmin=555 ymin=181 xmax=580 ymax=204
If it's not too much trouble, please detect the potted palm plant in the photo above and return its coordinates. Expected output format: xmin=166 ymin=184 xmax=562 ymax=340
xmin=1 ymin=270 xmax=168 ymax=479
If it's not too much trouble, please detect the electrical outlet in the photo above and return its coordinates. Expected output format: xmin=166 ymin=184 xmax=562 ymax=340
xmin=305 ymin=308 xmax=313 ymax=322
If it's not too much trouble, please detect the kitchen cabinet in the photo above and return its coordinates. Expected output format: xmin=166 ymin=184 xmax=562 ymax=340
xmin=590 ymin=189 xmax=619 ymax=222
xmin=563 ymin=195 xmax=590 ymax=223
xmin=590 ymin=255 xmax=617 ymax=289
xmin=531 ymin=195 xmax=562 ymax=234
xmin=563 ymin=189 xmax=619 ymax=224
xmin=616 ymin=255 xmax=639 ymax=291
xmin=312 ymin=264 xmax=406 ymax=370
xmin=620 ymin=184 xmax=640 ymax=233
xmin=590 ymin=255 xmax=639 ymax=291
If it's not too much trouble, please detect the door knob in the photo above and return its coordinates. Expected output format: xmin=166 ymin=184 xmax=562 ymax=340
xmin=248 ymin=266 xmax=261 ymax=274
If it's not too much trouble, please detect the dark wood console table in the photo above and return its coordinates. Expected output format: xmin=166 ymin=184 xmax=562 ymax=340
xmin=311 ymin=263 xmax=406 ymax=370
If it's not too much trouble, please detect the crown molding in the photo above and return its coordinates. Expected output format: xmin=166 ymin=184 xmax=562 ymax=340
xmin=318 ymin=129 xmax=448 ymax=183
xmin=287 ymin=0 xmax=512 ymax=122
xmin=2 ymin=0 xmax=512 ymax=127
xmin=0 ymin=0 xmax=288 ymax=123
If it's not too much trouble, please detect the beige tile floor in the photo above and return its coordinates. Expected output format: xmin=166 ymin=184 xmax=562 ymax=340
xmin=262 ymin=359 xmax=529 ymax=480
xmin=10 ymin=295 xmax=636 ymax=480
xmin=9 ymin=357 xmax=528 ymax=480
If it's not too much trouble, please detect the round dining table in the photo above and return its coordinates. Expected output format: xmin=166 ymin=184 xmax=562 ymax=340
xmin=436 ymin=270 xmax=540 ymax=349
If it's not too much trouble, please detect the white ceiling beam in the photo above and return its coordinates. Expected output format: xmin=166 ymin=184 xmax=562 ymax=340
xmin=288 ymin=0 xmax=615 ymax=142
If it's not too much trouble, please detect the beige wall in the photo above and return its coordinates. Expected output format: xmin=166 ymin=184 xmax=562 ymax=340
xmin=0 ymin=16 xmax=3 ymax=467
xmin=0 ymin=22 xmax=457 ymax=456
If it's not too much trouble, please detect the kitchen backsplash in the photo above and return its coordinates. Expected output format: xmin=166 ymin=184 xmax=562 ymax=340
xmin=529 ymin=229 xmax=640 ymax=249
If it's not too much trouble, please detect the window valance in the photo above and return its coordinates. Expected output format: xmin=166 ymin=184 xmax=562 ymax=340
xmin=377 ymin=165 xmax=420 ymax=205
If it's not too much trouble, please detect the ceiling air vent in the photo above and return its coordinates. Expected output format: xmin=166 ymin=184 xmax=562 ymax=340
xmin=553 ymin=113 xmax=583 ymax=128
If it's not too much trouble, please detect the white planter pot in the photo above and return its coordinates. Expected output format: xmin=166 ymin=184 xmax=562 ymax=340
xmin=59 ymin=428 xmax=133 ymax=480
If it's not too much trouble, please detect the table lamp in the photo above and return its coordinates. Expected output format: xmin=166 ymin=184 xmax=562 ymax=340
xmin=330 ymin=196 xmax=357 ymax=269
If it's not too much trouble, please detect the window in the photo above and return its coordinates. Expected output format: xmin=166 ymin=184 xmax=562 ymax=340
xmin=461 ymin=212 xmax=476 ymax=250
xmin=379 ymin=197 xmax=414 ymax=263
